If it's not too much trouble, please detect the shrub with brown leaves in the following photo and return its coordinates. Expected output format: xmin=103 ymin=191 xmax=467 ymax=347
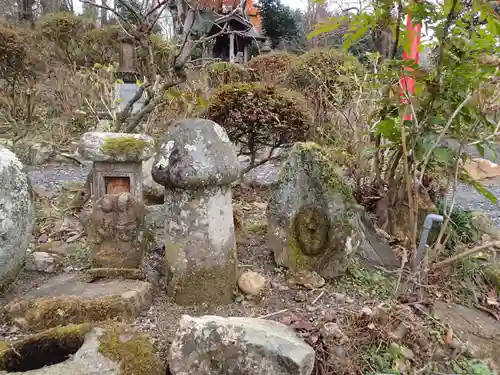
xmin=247 ymin=51 xmax=296 ymax=85
xmin=205 ymin=82 xmax=313 ymax=169
xmin=287 ymin=47 xmax=364 ymax=123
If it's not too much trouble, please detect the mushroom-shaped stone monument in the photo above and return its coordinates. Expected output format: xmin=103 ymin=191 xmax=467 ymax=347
xmin=79 ymin=132 xmax=155 ymax=202
xmin=152 ymin=118 xmax=241 ymax=305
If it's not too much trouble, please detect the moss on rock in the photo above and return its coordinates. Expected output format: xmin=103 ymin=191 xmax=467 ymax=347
xmin=87 ymin=268 xmax=146 ymax=281
xmin=98 ymin=323 xmax=165 ymax=375
xmin=100 ymin=137 xmax=149 ymax=160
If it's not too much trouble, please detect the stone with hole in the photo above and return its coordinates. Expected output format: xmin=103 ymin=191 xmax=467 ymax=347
xmin=4 ymin=273 xmax=153 ymax=331
xmin=168 ymin=315 xmax=315 ymax=375
xmin=0 ymin=146 xmax=35 ymax=292
xmin=151 ymin=118 xmax=241 ymax=306
xmin=0 ymin=323 xmax=164 ymax=375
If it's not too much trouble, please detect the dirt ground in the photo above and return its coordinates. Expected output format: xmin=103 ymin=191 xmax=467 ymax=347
xmin=1 ymin=186 xmax=499 ymax=375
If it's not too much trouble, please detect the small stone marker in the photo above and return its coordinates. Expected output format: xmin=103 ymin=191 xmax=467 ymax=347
xmin=89 ymin=192 xmax=147 ymax=271
xmin=267 ymin=142 xmax=362 ymax=279
xmin=78 ymin=132 xmax=155 ymax=202
xmin=151 ymin=118 xmax=241 ymax=306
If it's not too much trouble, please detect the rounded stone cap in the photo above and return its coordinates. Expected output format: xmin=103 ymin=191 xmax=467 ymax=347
xmin=78 ymin=132 xmax=155 ymax=163
xmin=151 ymin=119 xmax=240 ymax=188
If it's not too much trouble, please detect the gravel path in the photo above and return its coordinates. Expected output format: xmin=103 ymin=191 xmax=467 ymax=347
xmin=452 ymin=180 xmax=500 ymax=227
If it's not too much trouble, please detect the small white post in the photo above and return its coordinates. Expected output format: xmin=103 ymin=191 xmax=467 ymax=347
xmin=229 ymin=33 xmax=235 ymax=62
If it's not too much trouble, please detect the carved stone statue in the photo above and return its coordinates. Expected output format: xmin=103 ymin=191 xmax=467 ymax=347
xmin=89 ymin=192 xmax=146 ymax=270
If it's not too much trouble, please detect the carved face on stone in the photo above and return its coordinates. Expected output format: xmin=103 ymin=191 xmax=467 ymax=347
xmin=293 ymin=206 xmax=330 ymax=256
xmin=91 ymin=192 xmax=145 ymax=243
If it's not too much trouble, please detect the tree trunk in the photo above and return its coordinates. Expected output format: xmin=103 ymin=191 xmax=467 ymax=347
xmin=19 ymin=0 xmax=34 ymax=23
xmin=101 ymin=0 xmax=108 ymax=26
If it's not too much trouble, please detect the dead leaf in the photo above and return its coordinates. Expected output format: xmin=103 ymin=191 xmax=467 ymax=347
xmin=280 ymin=314 xmax=299 ymax=325
xmin=444 ymin=327 xmax=453 ymax=346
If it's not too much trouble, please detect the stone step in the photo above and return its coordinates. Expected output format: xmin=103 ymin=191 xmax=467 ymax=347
xmin=4 ymin=274 xmax=153 ymax=331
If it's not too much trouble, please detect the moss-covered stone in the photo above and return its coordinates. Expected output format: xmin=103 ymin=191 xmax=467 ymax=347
xmin=87 ymin=267 xmax=146 ymax=281
xmin=166 ymin=249 xmax=237 ymax=306
xmin=0 ymin=324 xmax=91 ymax=372
xmin=4 ymin=275 xmax=153 ymax=331
xmin=268 ymin=141 xmax=361 ymax=279
xmin=98 ymin=323 xmax=165 ymax=375
xmin=100 ymin=137 xmax=149 ymax=160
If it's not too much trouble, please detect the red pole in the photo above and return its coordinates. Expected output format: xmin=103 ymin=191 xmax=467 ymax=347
xmin=400 ymin=12 xmax=422 ymax=121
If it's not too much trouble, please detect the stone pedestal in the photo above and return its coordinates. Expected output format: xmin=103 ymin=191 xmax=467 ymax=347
xmin=89 ymin=192 xmax=147 ymax=271
xmin=152 ymin=118 xmax=241 ymax=306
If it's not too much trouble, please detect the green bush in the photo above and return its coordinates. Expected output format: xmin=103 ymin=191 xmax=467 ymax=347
xmin=287 ymin=47 xmax=364 ymax=122
xmin=247 ymin=52 xmax=296 ymax=85
xmin=81 ymin=25 xmax=121 ymax=66
xmin=205 ymin=62 xmax=251 ymax=88
xmin=205 ymin=82 xmax=312 ymax=164
xmin=0 ymin=26 xmax=31 ymax=82
xmin=37 ymin=12 xmax=93 ymax=64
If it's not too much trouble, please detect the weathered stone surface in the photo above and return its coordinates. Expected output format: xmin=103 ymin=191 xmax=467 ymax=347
xmin=0 ymin=146 xmax=35 ymax=291
xmin=142 ymin=157 xmax=164 ymax=202
xmin=267 ymin=142 xmax=361 ymax=279
xmin=471 ymin=211 xmax=500 ymax=241
xmin=151 ymin=118 xmax=240 ymax=187
xmin=79 ymin=132 xmax=154 ymax=163
xmin=168 ymin=315 xmax=315 ymax=375
xmin=151 ymin=119 xmax=240 ymax=305
xmin=433 ymin=302 xmax=500 ymax=372
xmin=4 ymin=274 xmax=153 ymax=331
xmin=88 ymin=193 xmax=147 ymax=269
xmin=25 ymin=252 xmax=61 ymax=273
xmin=0 ymin=323 xmax=164 ymax=375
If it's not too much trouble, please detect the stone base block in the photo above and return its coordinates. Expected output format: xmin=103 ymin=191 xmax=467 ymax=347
xmin=4 ymin=274 xmax=152 ymax=331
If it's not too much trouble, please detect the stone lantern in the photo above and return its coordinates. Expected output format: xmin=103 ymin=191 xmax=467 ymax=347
xmin=151 ymin=119 xmax=241 ymax=306
xmin=79 ymin=132 xmax=155 ymax=277
xmin=79 ymin=132 xmax=155 ymax=203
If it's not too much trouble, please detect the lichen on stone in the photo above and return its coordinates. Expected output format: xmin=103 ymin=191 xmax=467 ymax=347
xmin=100 ymin=137 xmax=149 ymax=160
xmin=98 ymin=323 xmax=165 ymax=375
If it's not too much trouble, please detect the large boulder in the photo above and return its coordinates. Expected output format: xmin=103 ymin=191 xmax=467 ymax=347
xmin=267 ymin=142 xmax=362 ymax=279
xmin=168 ymin=315 xmax=315 ymax=375
xmin=0 ymin=145 xmax=35 ymax=291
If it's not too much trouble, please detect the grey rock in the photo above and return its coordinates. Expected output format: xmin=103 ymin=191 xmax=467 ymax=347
xmin=267 ymin=142 xmax=361 ymax=279
xmin=0 ymin=146 xmax=35 ymax=291
xmin=25 ymin=251 xmax=60 ymax=273
xmin=151 ymin=119 xmax=241 ymax=306
xmin=142 ymin=157 xmax=164 ymax=202
xmin=12 ymin=140 xmax=55 ymax=165
xmin=78 ymin=132 xmax=155 ymax=163
xmin=168 ymin=315 xmax=315 ymax=375
xmin=151 ymin=118 xmax=240 ymax=188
